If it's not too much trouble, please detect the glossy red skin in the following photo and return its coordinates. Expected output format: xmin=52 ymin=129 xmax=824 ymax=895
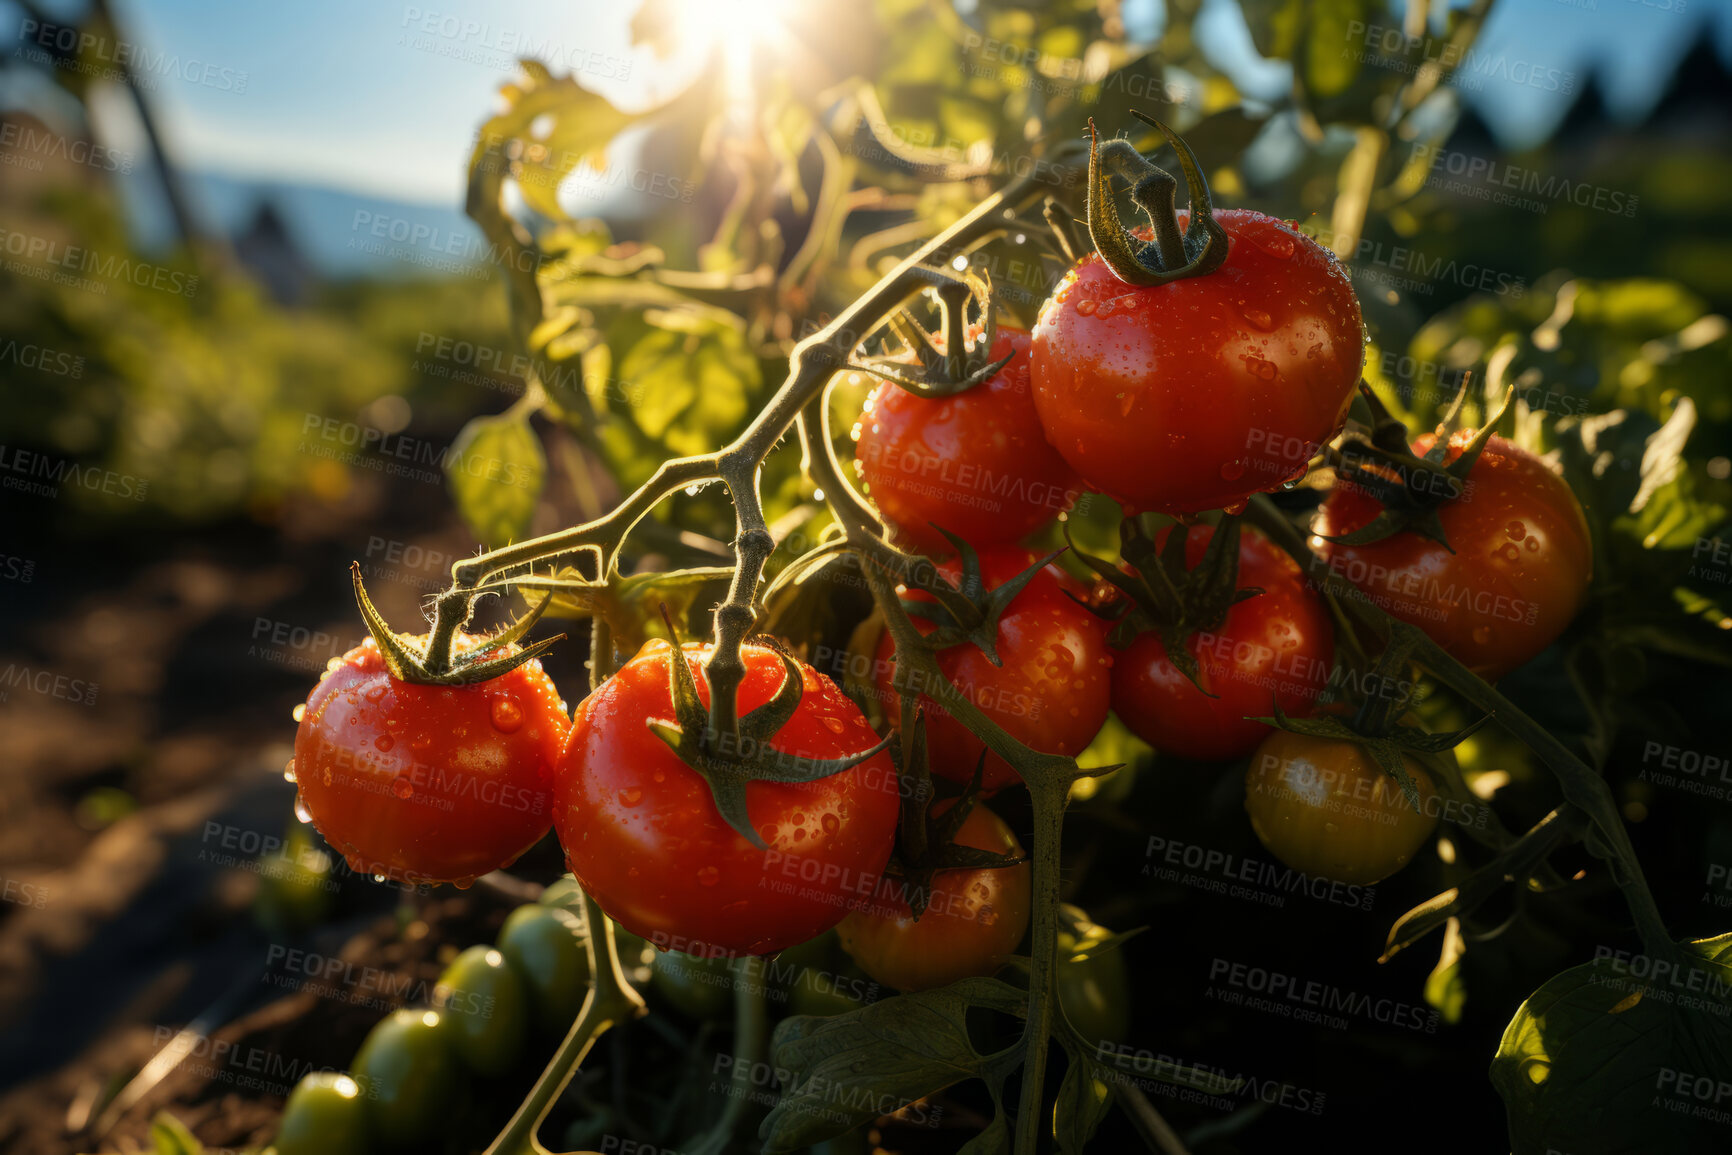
xmin=554 ymin=640 xmax=900 ymax=958
xmin=293 ymin=636 xmax=568 ymax=886
xmin=1112 ymin=524 xmax=1334 ymax=761
xmin=1031 ymin=210 xmax=1363 ymax=515
xmin=838 ymin=804 xmax=1031 ymax=992
xmin=873 ymin=549 xmax=1112 ymax=791
xmin=1314 ymin=432 xmax=1592 ymax=681
xmin=855 ymin=326 xmax=1082 ymax=553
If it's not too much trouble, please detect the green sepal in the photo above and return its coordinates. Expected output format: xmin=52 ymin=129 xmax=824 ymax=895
xmin=1084 ymin=114 xmax=1228 ymax=288
xmin=901 ymin=535 xmax=1065 ymax=667
xmin=350 ymin=564 xmax=565 ymax=686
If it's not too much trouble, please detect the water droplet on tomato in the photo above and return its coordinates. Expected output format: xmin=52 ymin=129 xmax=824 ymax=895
xmin=653 ymin=769 xmax=666 ymax=783
xmin=1220 ymin=461 xmax=1246 ymax=481
xmin=697 ymin=865 xmax=720 ymax=886
xmin=291 ymin=703 xmax=306 ymax=723
xmin=364 ymin=684 xmax=387 ymax=703
xmin=1259 ymin=234 xmax=1296 ymax=260
xmin=1499 ymin=544 xmax=1520 ymax=563
xmin=821 ymin=813 xmax=840 ymax=834
xmin=375 ymin=734 xmax=395 ymax=752
xmin=393 ymin=776 xmax=413 ymax=799
xmin=1075 ymin=299 xmax=1098 ymax=316
xmin=454 ymin=875 xmax=476 ymax=890
xmin=1223 ymin=498 xmax=1249 ymax=515
xmin=1240 ymin=307 xmax=1274 ymax=331
xmin=619 ymin=787 xmax=643 ymax=807
xmin=821 ymin=716 xmax=845 ymax=734
xmin=1242 ymin=355 xmax=1279 ymax=381
xmin=491 ymin=697 xmax=524 ymax=732
xmin=294 ymin=795 xmax=313 ymax=824
xmin=1506 ymin=521 xmax=1527 ymax=541
xmin=1526 ymin=539 xmax=1540 ymax=552
xmin=283 ymin=759 xmax=297 ymax=783
xmin=1472 ymin=625 xmax=1493 ymax=645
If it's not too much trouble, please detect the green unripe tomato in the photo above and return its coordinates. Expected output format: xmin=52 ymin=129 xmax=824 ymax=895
xmin=649 ymin=950 xmax=734 ymax=1020
xmin=274 ymin=1071 xmax=368 ymax=1155
xmin=254 ymin=824 xmax=334 ymax=935
xmin=497 ymin=904 xmax=588 ymax=1031
xmin=538 ymin=875 xmax=584 ymax=910
xmin=1056 ymin=907 xmax=1130 ymax=1049
xmin=352 ymin=1008 xmax=460 ymax=1148
xmin=434 ymin=945 xmax=529 ymax=1078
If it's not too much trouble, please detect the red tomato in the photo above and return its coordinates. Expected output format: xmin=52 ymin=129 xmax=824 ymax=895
xmin=553 ymin=640 xmax=900 ymax=957
xmin=838 ymin=804 xmax=1031 ymax=991
xmin=292 ymin=636 xmax=568 ymax=886
xmin=854 ymin=326 xmax=1082 ymax=553
xmin=1112 ymin=523 xmax=1334 ymax=760
xmin=1031 ymin=211 xmax=1363 ymax=515
xmin=872 ymin=548 xmax=1111 ymax=791
xmin=1313 ymin=432 xmax=1592 ymax=681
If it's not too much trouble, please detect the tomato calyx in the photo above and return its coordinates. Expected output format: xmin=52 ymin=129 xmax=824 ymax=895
xmin=350 ymin=563 xmax=564 ymax=685
xmin=894 ymin=531 xmax=1066 ymax=667
xmin=1084 ymin=112 xmax=1228 ymax=287
xmin=1067 ymin=515 xmax=1263 ymax=697
xmin=884 ymin=708 xmax=1026 ymax=920
xmin=1253 ymin=700 xmax=1486 ymax=816
xmin=646 ymin=635 xmax=891 ymax=850
xmin=852 ymin=269 xmax=1012 ymax=398
xmin=1319 ymin=381 xmax=1515 ymax=552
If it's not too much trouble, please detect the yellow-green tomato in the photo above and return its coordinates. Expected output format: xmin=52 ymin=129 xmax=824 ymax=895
xmin=497 ymin=904 xmax=588 ymax=1032
xmin=435 ymin=945 xmax=529 ymax=1078
xmin=274 ymin=1071 xmax=368 ymax=1155
xmin=1056 ymin=907 xmax=1130 ymax=1049
xmin=1244 ymin=730 xmax=1439 ymax=885
xmin=351 ymin=1008 xmax=460 ymax=1148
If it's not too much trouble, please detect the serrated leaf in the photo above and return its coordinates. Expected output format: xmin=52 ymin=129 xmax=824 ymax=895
xmin=759 ymin=979 xmax=1023 ymax=1152
xmin=447 ymin=412 xmax=545 ymax=548
xmin=1491 ymin=935 xmax=1732 ymax=1155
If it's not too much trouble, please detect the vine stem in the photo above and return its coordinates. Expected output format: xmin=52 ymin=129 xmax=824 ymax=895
xmin=1243 ymin=494 xmax=1676 ymax=959
xmin=685 ymin=957 xmax=771 ymax=1155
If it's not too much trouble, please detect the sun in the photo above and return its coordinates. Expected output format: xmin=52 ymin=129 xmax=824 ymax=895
xmin=661 ymin=0 xmax=797 ymax=112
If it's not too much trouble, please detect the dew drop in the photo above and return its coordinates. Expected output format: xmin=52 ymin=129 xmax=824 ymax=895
xmin=821 ymin=716 xmax=845 ymax=734
xmin=372 ymin=872 xmax=386 ymax=883
xmin=1240 ymin=307 xmax=1274 ymax=331
xmin=364 ymin=684 xmax=387 ymax=703
xmin=283 ymin=759 xmax=298 ymax=783
xmin=491 ymin=697 xmax=524 ymax=733
xmin=1219 ymin=461 xmax=1246 ymax=481
xmin=1259 ymin=234 xmax=1296 ymax=260
xmin=1506 ymin=521 xmax=1527 ymax=542
xmin=619 ymin=787 xmax=643 ymax=807
xmin=322 ymin=766 xmax=333 ymax=786
xmin=1526 ymin=539 xmax=1540 ymax=553
xmin=1075 ymin=298 xmax=1097 ymax=316
xmin=821 ymin=813 xmax=840 ymax=834
xmin=1472 ymin=625 xmax=1493 ymax=645
xmin=697 ymin=865 xmax=721 ymax=887
xmin=375 ymin=734 xmax=395 ymax=752
xmin=393 ymin=776 xmax=413 ymax=799
xmin=291 ymin=703 xmax=306 ymax=723
xmin=294 ymin=795 xmax=313 ymax=824
xmin=653 ymin=768 xmax=667 ymax=783
xmin=1242 ymin=355 xmax=1279 ymax=382
xmin=1499 ymin=544 xmax=1521 ymax=563
xmin=453 ymin=875 xmax=476 ymax=890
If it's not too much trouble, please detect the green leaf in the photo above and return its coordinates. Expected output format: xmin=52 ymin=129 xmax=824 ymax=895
xmin=759 ymin=978 xmax=1023 ymax=1152
xmin=149 ymin=1112 xmax=204 ymax=1155
xmin=1490 ymin=935 xmax=1732 ymax=1155
xmin=1053 ymin=1054 xmax=1113 ymax=1155
xmin=446 ymin=411 xmax=545 ymax=548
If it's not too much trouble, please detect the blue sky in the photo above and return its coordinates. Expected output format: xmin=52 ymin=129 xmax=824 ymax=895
xmin=72 ymin=0 xmax=1732 ymax=208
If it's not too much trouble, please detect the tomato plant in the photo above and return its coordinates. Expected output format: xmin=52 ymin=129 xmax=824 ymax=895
xmin=873 ymin=547 xmax=1111 ymax=790
xmin=1315 ymin=430 xmax=1593 ymax=681
xmin=291 ymin=633 xmax=568 ymax=885
xmin=273 ymin=1072 xmax=368 ymax=1155
xmin=1109 ymin=521 xmax=1334 ymax=760
xmin=554 ymin=639 xmax=900 ymax=957
xmin=496 ymin=900 xmax=590 ymax=1032
xmin=351 ymin=1008 xmax=463 ymax=1149
xmin=1243 ymin=729 xmax=1440 ymax=885
xmin=853 ymin=325 xmax=1080 ymax=553
xmin=838 ymin=803 xmax=1031 ymax=992
xmin=434 ymin=945 xmax=530 ymax=1078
